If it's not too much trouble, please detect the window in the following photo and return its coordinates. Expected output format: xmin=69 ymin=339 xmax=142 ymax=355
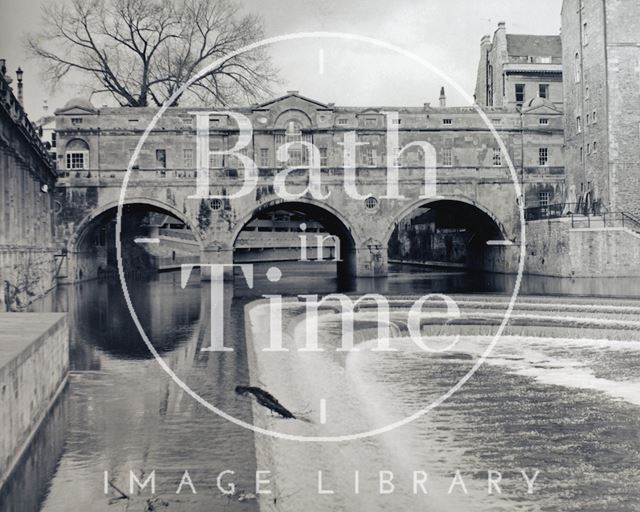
xmin=443 ymin=118 xmax=452 ymax=125
xmin=585 ymin=84 xmax=590 ymax=99
xmin=576 ymin=116 xmax=582 ymax=133
xmin=442 ymin=147 xmax=453 ymax=167
xmin=539 ymin=118 xmax=549 ymax=125
xmin=575 ymin=53 xmax=581 ymax=83
xmin=51 ymin=132 xmax=56 ymax=148
xmin=593 ymin=141 xmax=597 ymax=152
xmin=587 ymin=143 xmax=591 ymax=154
xmin=539 ymin=84 xmax=549 ymax=99
xmin=183 ymin=148 xmax=193 ymax=168
xmin=583 ymin=22 xmax=588 ymax=45
xmin=275 ymin=133 xmax=285 ymax=147
xmin=209 ymin=150 xmax=223 ymax=168
xmin=580 ymin=146 xmax=584 ymax=163
xmin=71 ymin=117 xmax=83 ymax=125
xmin=66 ymin=152 xmax=86 ymax=169
xmin=539 ymin=147 xmax=549 ymax=166
xmin=538 ymin=192 xmax=551 ymax=208
xmin=492 ymin=147 xmax=502 ymax=166
xmin=285 ymin=121 xmax=302 ymax=142
xmin=260 ymin=148 xmax=269 ymax=167
xmin=515 ymin=84 xmax=525 ymax=106
xmin=364 ymin=117 xmax=377 ymax=127
xmin=319 ymin=147 xmax=328 ymax=167
xmin=65 ymin=139 xmax=89 ymax=169
xmin=337 ymin=118 xmax=348 ymax=125
xmin=210 ymin=198 xmax=223 ymax=211
xmin=289 ymin=148 xmax=303 ymax=166
xmin=592 ymin=110 xmax=597 ymax=123
xmin=362 ymin=146 xmax=376 ymax=166
xmin=156 ymin=149 xmax=166 ymax=168
xmin=364 ymin=197 xmax=378 ymax=209
xmin=587 ymin=114 xmax=591 ymax=125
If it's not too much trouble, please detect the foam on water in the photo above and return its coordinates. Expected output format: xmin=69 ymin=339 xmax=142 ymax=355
xmin=246 ymin=299 xmax=640 ymax=511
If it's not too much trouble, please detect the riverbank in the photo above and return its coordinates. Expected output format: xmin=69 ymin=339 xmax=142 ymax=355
xmin=0 ymin=313 xmax=68 ymax=491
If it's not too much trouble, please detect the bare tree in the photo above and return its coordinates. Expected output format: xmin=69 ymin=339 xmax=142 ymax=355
xmin=27 ymin=0 xmax=279 ymax=107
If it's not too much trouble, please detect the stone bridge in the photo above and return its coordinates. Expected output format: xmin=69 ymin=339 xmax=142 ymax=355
xmin=55 ymin=166 xmax=521 ymax=282
xmin=52 ymin=93 xmax=558 ymax=282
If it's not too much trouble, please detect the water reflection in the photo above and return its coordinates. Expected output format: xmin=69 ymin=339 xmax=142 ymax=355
xmin=4 ymin=261 xmax=640 ymax=511
xmin=0 ymin=387 xmax=68 ymax=512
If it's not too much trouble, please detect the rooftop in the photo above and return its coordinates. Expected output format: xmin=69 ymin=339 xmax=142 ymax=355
xmin=506 ymin=34 xmax=562 ymax=59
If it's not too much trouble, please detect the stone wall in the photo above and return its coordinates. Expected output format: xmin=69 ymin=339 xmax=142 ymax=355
xmin=0 ymin=69 xmax=58 ymax=311
xmin=605 ymin=0 xmax=640 ymax=216
xmin=525 ymin=218 xmax=640 ymax=277
xmin=562 ymin=0 xmax=640 ymax=217
xmin=0 ymin=313 xmax=69 ymax=490
xmin=0 ymin=249 xmax=58 ymax=312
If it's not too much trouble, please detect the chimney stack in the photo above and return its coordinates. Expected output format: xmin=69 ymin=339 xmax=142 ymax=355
xmin=16 ymin=67 xmax=24 ymax=105
xmin=439 ymin=86 xmax=446 ymax=108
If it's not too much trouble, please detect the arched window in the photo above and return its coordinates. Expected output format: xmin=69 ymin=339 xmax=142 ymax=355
xmin=65 ymin=139 xmax=89 ymax=170
xmin=282 ymin=120 xmax=311 ymax=166
xmin=575 ymin=52 xmax=581 ymax=83
xmin=285 ymin=120 xmax=302 ymax=143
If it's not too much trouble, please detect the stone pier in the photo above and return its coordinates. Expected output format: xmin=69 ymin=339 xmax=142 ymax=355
xmin=0 ymin=313 xmax=68 ymax=490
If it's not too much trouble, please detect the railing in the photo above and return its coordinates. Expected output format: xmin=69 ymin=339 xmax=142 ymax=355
xmin=526 ymin=201 xmax=608 ymax=220
xmin=570 ymin=211 xmax=640 ymax=230
xmin=525 ymin=202 xmax=640 ymax=234
xmin=525 ymin=203 xmax=567 ymax=221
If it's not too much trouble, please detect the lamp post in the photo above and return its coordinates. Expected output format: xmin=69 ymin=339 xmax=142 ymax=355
xmin=16 ymin=67 xmax=23 ymax=105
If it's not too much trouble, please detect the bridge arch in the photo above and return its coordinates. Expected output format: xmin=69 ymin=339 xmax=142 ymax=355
xmin=231 ymin=197 xmax=361 ymax=277
xmin=65 ymin=198 xmax=202 ymax=282
xmin=69 ymin=197 xmax=203 ymax=253
xmin=383 ymin=195 xmax=512 ymax=272
xmin=383 ymin=195 xmax=510 ymax=246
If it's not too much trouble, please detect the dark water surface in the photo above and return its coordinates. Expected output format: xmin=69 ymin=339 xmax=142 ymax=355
xmin=1 ymin=262 xmax=639 ymax=511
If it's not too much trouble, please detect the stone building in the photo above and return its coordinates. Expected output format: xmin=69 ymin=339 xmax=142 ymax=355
xmin=0 ymin=63 xmax=58 ymax=310
xmin=472 ymin=22 xmax=566 ymax=211
xmin=54 ymin=89 xmax=564 ymax=278
xmin=475 ymin=22 xmax=563 ymax=110
xmin=35 ymin=101 xmax=58 ymax=161
xmin=562 ymin=0 xmax=640 ymax=217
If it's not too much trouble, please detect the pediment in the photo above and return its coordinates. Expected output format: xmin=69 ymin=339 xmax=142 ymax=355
xmin=255 ymin=93 xmax=330 ymax=111
xmin=522 ymin=104 xmax=563 ymax=115
xmin=56 ymin=106 xmax=96 ymax=116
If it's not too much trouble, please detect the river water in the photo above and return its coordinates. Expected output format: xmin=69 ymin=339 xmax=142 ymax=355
xmin=2 ymin=262 xmax=640 ymax=511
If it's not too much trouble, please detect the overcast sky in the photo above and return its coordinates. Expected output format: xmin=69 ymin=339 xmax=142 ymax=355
xmin=0 ymin=0 xmax=562 ymax=120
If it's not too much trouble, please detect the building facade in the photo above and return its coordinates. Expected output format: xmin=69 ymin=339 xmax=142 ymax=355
xmin=53 ymin=89 xmax=564 ymax=278
xmin=0 ymin=64 xmax=58 ymax=310
xmin=562 ymin=0 xmax=640 ymax=217
xmin=475 ymin=22 xmax=563 ymax=110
